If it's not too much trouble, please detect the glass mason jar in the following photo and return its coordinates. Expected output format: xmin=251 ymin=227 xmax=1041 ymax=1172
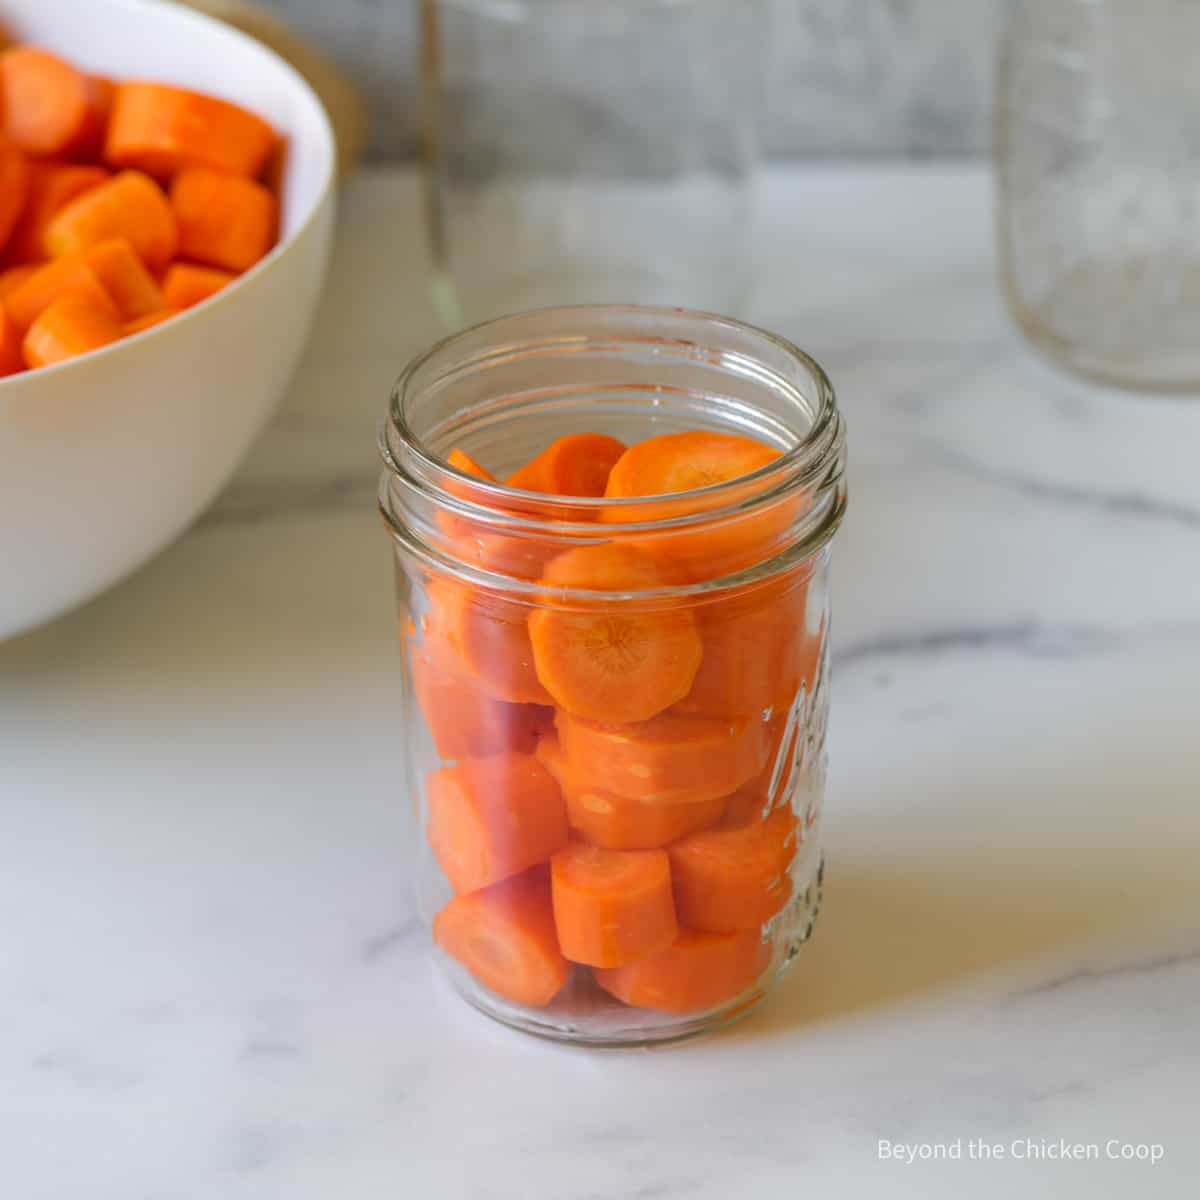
xmin=996 ymin=0 xmax=1200 ymax=391
xmin=420 ymin=0 xmax=765 ymax=327
xmin=378 ymin=307 xmax=847 ymax=1044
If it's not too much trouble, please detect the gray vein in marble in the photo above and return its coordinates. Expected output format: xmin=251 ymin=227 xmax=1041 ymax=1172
xmin=31 ymin=1048 xmax=142 ymax=1091
xmin=359 ymin=915 xmax=420 ymax=962
xmin=928 ymin=445 xmax=1200 ymax=531
xmin=834 ymin=620 xmax=1124 ymax=669
xmin=198 ymin=472 xmax=379 ymax=529
xmin=1016 ymin=947 xmax=1200 ymax=1001
xmin=241 ymin=1037 xmax=304 ymax=1061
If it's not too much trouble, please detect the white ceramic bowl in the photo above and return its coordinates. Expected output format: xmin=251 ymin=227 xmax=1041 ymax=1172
xmin=0 ymin=0 xmax=336 ymax=639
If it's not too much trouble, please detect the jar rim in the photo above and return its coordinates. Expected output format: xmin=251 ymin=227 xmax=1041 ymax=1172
xmin=379 ymin=304 xmax=847 ymax=597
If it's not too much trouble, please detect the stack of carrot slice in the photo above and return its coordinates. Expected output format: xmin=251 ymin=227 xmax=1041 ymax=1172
xmin=414 ymin=430 xmax=825 ymax=1017
xmin=0 ymin=43 xmax=281 ymax=376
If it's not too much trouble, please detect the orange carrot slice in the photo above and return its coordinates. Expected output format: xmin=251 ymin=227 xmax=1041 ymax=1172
xmin=105 ymin=82 xmax=277 ymax=179
xmin=123 ymin=309 xmax=176 ymax=337
xmin=84 ymin=238 xmax=162 ymax=319
xmin=412 ymin=627 xmax=545 ymax=760
xmin=434 ymin=867 xmax=568 ymax=1008
xmin=447 ymin=447 xmax=496 ymax=481
xmin=426 ymin=753 xmax=567 ymax=894
xmin=556 ymin=709 xmax=766 ymax=805
xmin=507 ymin=433 xmax=627 ymax=497
xmin=4 ymin=162 xmax=108 ymax=264
xmin=668 ymin=806 xmax=798 ymax=933
xmin=428 ymin=578 xmax=551 ymax=705
xmin=528 ymin=542 xmax=701 ymax=723
xmin=169 ymin=167 xmax=278 ymax=273
xmin=44 ymin=170 xmax=177 ymax=271
xmin=550 ymin=841 xmax=677 ymax=967
xmin=22 ymin=294 xmax=122 ymax=368
xmin=0 ymin=47 xmax=102 ymax=158
xmin=4 ymin=251 xmax=116 ymax=330
xmin=160 ymin=263 xmax=236 ymax=310
xmin=0 ymin=304 xmax=22 ymax=375
xmin=0 ymin=136 xmax=29 ymax=255
xmin=602 ymin=431 xmax=794 ymax=579
xmin=537 ymin=735 xmax=726 ymax=850
xmin=0 ymin=262 xmax=37 ymax=301
xmin=594 ymin=928 xmax=772 ymax=1014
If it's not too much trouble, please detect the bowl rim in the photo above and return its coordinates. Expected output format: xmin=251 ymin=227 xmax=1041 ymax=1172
xmin=0 ymin=0 xmax=337 ymax=401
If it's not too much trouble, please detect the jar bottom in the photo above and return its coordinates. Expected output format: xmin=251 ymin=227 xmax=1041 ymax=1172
xmin=434 ymin=850 xmax=825 ymax=1048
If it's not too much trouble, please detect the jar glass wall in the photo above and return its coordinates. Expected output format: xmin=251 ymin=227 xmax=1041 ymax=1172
xmin=379 ymin=307 xmax=846 ymax=1044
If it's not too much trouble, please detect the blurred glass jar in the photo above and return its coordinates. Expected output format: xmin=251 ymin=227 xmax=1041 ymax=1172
xmin=996 ymin=0 xmax=1200 ymax=391
xmin=420 ymin=0 xmax=766 ymax=326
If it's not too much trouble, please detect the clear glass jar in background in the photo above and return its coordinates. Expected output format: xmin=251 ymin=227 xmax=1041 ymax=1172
xmin=379 ymin=307 xmax=846 ymax=1044
xmin=420 ymin=0 xmax=766 ymax=328
xmin=996 ymin=0 xmax=1200 ymax=391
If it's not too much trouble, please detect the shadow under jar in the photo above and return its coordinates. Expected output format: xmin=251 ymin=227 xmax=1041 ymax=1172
xmin=379 ymin=306 xmax=847 ymax=1044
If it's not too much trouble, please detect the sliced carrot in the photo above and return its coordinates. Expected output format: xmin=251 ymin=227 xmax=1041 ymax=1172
xmin=594 ymin=928 xmax=771 ymax=1014
xmin=83 ymin=238 xmax=162 ymax=319
xmin=160 ymin=263 xmax=235 ymax=310
xmin=447 ymin=447 xmax=496 ymax=481
xmin=105 ymin=82 xmax=277 ymax=179
xmin=79 ymin=75 xmax=115 ymax=157
xmin=0 ymin=47 xmax=99 ymax=158
xmin=602 ymin=431 xmax=795 ymax=579
xmin=537 ymin=735 xmax=726 ymax=850
xmin=0 ymin=305 xmax=22 ymax=375
xmin=5 ymin=252 xmax=117 ymax=329
xmin=507 ymin=433 xmax=627 ymax=497
xmin=528 ymin=543 xmax=701 ymax=723
xmin=433 ymin=867 xmax=568 ymax=1008
xmin=123 ymin=309 xmax=176 ymax=337
xmin=723 ymin=711 xmax=800 ymax=827
xmin=22 ymin=294 xmax=122 ymax=368
xmin=673 ymin=575 xmax=810 ymax=720
xmin=4 ymin=162 xmax=108 ymax=264
xmin=0 ymin=136 xmax=29 ymax=255
xmin=43 ymin=170 xmax=176 ymax=271
xmin=0 ymin=262 xmax=37 ymax=302
xmin=555 ymin=709 xmax=766 ymax=805
xmin=428 ymin=578 xmax=551 ymax=705
xmin=668 ymin=806 xmax=798 ymax=933
xmin=412 ymin=626 xmax=544 ymax=760
xmin=550 ymin=841 xmax=677 ymax=967
xmin=426 ymin=753 xmax=567 ymax=894
xmin=169 ymin=167 xmax=278 ymax=273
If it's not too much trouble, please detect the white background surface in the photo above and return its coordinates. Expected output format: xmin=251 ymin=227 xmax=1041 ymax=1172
xmin=3 ymin=166 xmax=1198 ymax=1198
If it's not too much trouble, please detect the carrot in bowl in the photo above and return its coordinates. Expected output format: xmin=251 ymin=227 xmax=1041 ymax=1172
xmin=594 ymin=928 xmax=772 ymax=1014
xmin=412 ymin=628 xmax=544 ymax=761
xmin=427 ymin=578 xmax=551 ymax=705
xmin=507 ymin=433 xmax=627 ymax=497
xmin=84 ymin=238 xmax=162 ymax=319
xmin=602 ymin=430 xmax=796 ymax=579
xmin=160 ymin=263 xmax=236 ymax=310
xmin=5 ymin=252 xmax=117 ymax=330
xmin=22 ymin=294 xmax=122 ymax=368
xmin=0 ymin=305 xmax=22 ymax=375
xmin=4 ymin=162 xmax=108 ymax=264
xmin=434 ymin=866 xmax=568 ymax=1008
xmin=426 ymin=753 xmax=567 ymax=894
xmin=105 ymin=82 xmax=277 ymax=179
xmin=668 ymin=806 xmax=798 ymax=933
xmin=44 ymin=170 xmax=177 ymax=271
xmin=0 ymin=136 xmax=29 ymax=254
xmin=170 ymin=167 xmax=278 ymax=273
xmin=0 ymin=47 xmax=107 ymax=158
xmin=537 ymin=735 xmax=726 ymax=850
xmin=550 ymin=841 xmax=677 ymax=967
xmin=123 ymin=309 xmax=176 ymax=337
xmin=528 ymin=542 xmax=701 ymax=724
xmin=0 ymin=263 xmax=37 ymax=301
xmin=555 ymin=709 xmax=766 ymax=805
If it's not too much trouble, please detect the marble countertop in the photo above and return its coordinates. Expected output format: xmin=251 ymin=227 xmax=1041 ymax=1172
xmin=3 ymin=165 xmax=1198 ymax=1199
